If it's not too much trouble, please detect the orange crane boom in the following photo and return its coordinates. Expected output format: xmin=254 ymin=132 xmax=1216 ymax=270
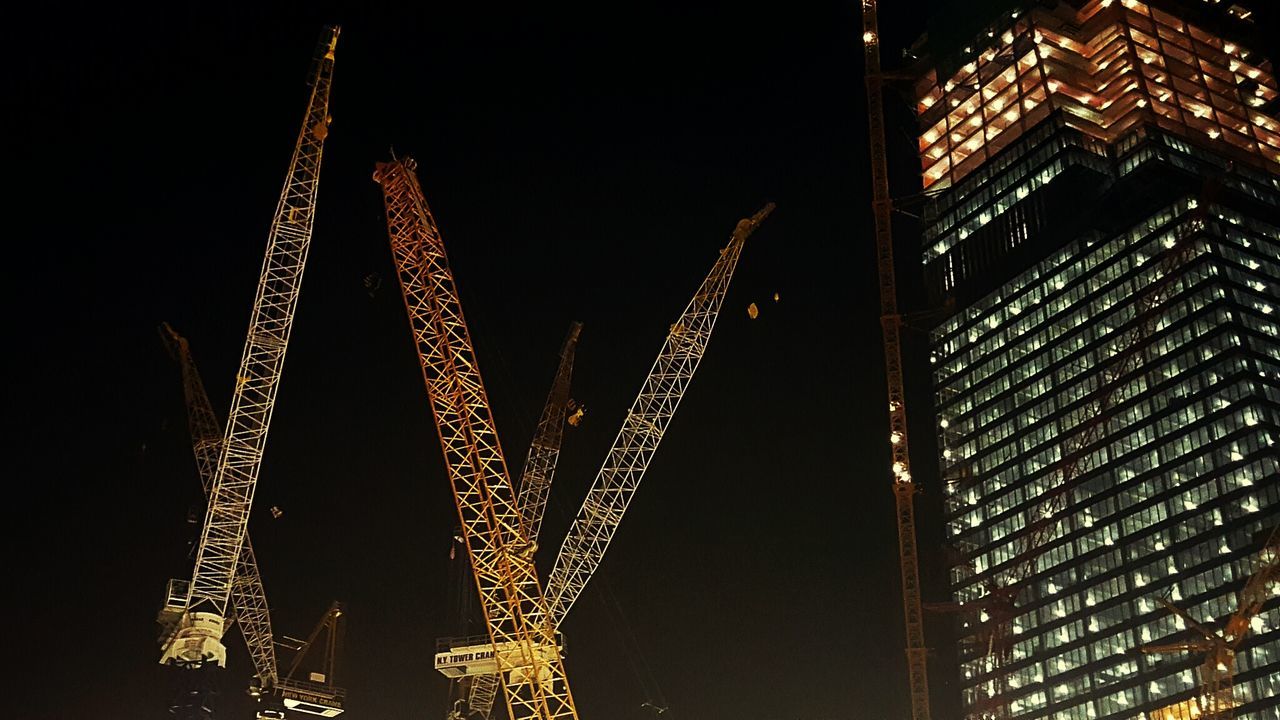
xmin=374 ymin=156 xmax=578 ymax=720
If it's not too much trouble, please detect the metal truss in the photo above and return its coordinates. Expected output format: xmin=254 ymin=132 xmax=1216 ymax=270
xmin=375 ymin=157 xmax=579 ymax=720
xmin=467 ymin=322 xmax=582 ymax=720
xmin=516 ymin=322 xmax=582 ymax=547
xmin=544 ymin=203 xmax=773 ymax=623
xmin=859 ymin=2 xmax=931 ymax=718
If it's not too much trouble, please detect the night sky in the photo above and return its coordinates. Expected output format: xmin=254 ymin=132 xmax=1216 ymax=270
xmin=9 ymin=1 xmax=1114 ymax=718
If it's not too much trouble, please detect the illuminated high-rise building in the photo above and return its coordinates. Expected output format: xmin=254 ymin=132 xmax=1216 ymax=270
xmin=913 ymin=1 xmax=1280 ymax=718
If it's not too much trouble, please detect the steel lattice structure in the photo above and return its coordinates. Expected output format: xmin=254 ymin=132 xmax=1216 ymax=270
xmin=466 ymin=322 xmax=582 ymax=720
xmin=544 ymin=203 xmax=773 ymax=623
xmin=162 ymin=25 xmax=339 ymax=668
xmin=466 ymin=674 xmax=502 ymax=720
xmin=516 ymin=322 xmax=583 ymax=547
xmin=160 ymin=323 xmax=279 ymax=688
xmin=374 ymin=157 xmax=579 ymax=720
xmin=859 ymin=3 xmax=931 ymax=718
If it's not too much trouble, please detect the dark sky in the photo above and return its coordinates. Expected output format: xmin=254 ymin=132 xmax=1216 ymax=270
xmin=16 ymin=2 xmax=969 ymax=719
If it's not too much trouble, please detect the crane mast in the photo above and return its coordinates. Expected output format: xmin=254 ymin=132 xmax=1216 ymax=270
xmin=858 ymin=4 xmax=931 ymax=720
xmin=159 ymin=323 xmax=279 ymax=690
xmin=453 ymin=204 xmax=767 ymax=716
xmin=161 ymin=25 xmax=338 ymax=670
xmin=544 ymin=203 xmax=773 ymax=623
xmin=374 ymin=157 xmax=579 ymax=720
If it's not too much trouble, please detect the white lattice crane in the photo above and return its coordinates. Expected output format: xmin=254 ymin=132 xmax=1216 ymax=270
xmin=158 ymin=22 xmax=338 ymax=683
xmin=159 ymin=324 xmax=277 ymax=687
xmin=160 ymin=323 xmax=346 ymax=718
xmin=543 ymin=203 xmax=773 ymax=623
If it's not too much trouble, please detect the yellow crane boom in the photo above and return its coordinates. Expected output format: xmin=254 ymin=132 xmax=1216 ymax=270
xmin=374 ymin=156 xmax=578 ymax=720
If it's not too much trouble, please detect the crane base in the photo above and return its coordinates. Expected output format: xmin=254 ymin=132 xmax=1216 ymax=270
xmin=159 ymin=611 xmax=228 ymax=667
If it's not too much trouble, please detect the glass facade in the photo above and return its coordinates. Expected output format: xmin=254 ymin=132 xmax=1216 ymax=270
xmin=917 ymin=5 xmax=1280 ymax=720
xmin=931 ymin=189 xmax=1280 ymax=719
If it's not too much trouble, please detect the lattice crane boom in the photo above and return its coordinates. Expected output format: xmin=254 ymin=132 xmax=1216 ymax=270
xmin=161 ymin=26 xmax=339 ymax=669
xmin=858 ymin=4 xmax=931 ymax=720
xmin=543 ymin=203 xmax=772 ymax=624
xmin=1138 ymin=527 xmax=1279 ymax=720
xmin=159 ymin=323 xmax=279 ymax=689
xmin=374 ymin=157 xmax=578 ymax=720
xmin=468 ymin=322 xmax=582 ymax=720
xmin=516 ymin=322 xmax=583 ymax=546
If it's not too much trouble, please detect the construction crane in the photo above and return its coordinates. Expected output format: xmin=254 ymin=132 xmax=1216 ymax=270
xmin=270 ymin=602 xmax=347 ymax=718
xmin=374 ymin=156 xmax=578 ymax=720
xmin=157 ymin=20 xmax=338 ymax=703
xmin=1138 ymin=527 xmax=1279 ymax=720
xmin=543 ymin=202 xmax=773 ymax=623
xmin=858 ymin=4 xmax=931 ymax=720
xmin=463 ymin=322 xmax=583 ymax=720
xmin=160 ymin=323 xmax=346 ymax=718
xmin=159 ymin=324 xmax=278 ymax=694
xmin=459 ymin=202 xmax=769 ymax=718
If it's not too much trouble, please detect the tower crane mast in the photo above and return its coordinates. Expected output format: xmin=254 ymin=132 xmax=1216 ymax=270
xmin=858 ymin=4 xmax=931 ymax=720
xmin=160 ymin=25 xmax=338 ymax=671
xmin=544 ymin=203 xmax=773 ymax=623
xmin=374 ymin=157 xmax=578 ymax=720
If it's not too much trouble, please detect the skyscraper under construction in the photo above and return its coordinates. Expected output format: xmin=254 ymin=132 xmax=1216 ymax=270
xmin=912 ymin=1 xmax=1280 ymax=718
